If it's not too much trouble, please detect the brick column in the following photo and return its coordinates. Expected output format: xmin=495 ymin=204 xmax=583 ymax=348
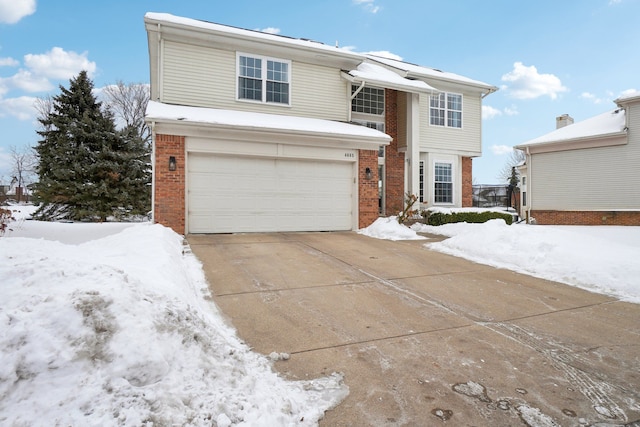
xmin=462 ymin=157 xmax=473 ymax=207
xmin=154 ymin=134 xmax=186 ymax=234
xmin=384 ymin=89 xmax=404 ymax=216
xmin=358 ymin=149 xmax=379 ymax=228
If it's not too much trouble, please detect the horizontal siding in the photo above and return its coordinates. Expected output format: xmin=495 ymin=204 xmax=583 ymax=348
xmin=290 ymin=61 xmax=348 ymax=121
xmin=419 ymin=92 xmax=482 ymax=154
xmin=161 ymin=40 xmax=348 ymax=122
xmin=162 ymin=41 xmax=235 ymax=107
xmin=531 ymin=138 xmax=640 ymax=210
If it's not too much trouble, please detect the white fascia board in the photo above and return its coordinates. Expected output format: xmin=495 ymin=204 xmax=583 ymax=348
xmin=146 ymin=102 xmax=391 ymax=150
xmin=514 ymin=132 xmax=627 ymax=154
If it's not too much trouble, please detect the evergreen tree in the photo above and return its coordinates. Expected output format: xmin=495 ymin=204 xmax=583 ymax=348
xmin=34 ymin=71 xmax=150 ymax=221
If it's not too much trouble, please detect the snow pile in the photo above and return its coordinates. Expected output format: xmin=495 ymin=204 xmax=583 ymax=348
xmin=0 ymin=222 xmax=347 ymax=426
xmin=357 ymin=216 xmax=427 ymax=241
xmin=412 ymin=219 xmax=640 ymax=303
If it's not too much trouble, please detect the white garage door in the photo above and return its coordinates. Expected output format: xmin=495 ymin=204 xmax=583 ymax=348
xmin=188 ymin=153 xmax=354 ymax=233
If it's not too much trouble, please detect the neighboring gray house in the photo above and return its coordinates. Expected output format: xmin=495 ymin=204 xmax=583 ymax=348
xmin=515 ymin=92 xmax=640 ymax=225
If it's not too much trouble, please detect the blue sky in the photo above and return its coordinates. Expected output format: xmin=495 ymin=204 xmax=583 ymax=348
xmin=0 ymin=0 xmax=638 ymax=184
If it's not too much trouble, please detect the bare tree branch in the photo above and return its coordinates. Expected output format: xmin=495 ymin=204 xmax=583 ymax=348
xmin=497 ymin=149 xmax=526 ymax=183
xmin=34 ymin=95 xmax=55 ymax=132
xmin=9 ymin=145 xmax=37 ymax=203
xmin=103 ymin=81 xmax=150 ymax=144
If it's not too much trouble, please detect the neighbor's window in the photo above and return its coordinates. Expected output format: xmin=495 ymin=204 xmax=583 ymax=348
xmin=430 ymin=93 xmax=462 ymax=128
xmin=352 ymin=85 xmax=385 ymax=115
xmin=238 ymin=54 xmax=290 ymax=104
xmin=434 ymin=162 xmax=453 ymax=203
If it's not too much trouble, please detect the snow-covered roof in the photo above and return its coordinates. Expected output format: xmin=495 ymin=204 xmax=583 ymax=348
xmin=615 ymin=90 xmax=640 ymax=105
xmin=516 ymin=109 xmax=627 ymax=148
xmin=366 ymin=55 xmax=497 ymax=93
xmin=345 ymin=62 xmax=439 ymax=94
xmin=146 ymin=101 xmax=391 ymax=142
xmin=144 ymin=12 xmax=363 ymax=61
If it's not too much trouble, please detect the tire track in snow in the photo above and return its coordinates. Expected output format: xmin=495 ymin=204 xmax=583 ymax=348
xmin=485 ymin=322 xmax=629 ymax=422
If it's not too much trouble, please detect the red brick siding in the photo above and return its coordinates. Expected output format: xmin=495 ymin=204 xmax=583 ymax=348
xmin=531 ymin=210 xmax=640 ymax=226
xmin=384 ymin=89 xmax=404 ymax=216
xmin=154 ymin=134 xmax=186 ymax=234
xmin=358 ymin=150 xmax=379 ymax=228
xmin=462 ymin=157 xmax=473 ymax=207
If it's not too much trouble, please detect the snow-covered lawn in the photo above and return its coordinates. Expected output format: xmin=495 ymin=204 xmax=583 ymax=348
xmin=3 ymin=205 xmax=639 ymax=426
xmin=0 ymin=205 xmax=347 ymax=426
xmin=359 ymin=215 xmax=640 ymax=304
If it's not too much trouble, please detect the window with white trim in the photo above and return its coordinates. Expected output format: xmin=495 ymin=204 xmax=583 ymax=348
xmin=434 ymin=162 xmax=453 ymax=203
xmin=352 ymin=85 xmax=385 ymax=115
xmin=238 ymin=54 xmax=290 ymax=104
xmin=430 ymin=93 xmax=462 ymax=128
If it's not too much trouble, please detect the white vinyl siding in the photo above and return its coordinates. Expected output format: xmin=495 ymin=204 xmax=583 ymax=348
xmin=161 ymin=40 xmax=348 ymax=122
xmin=163 ymin=41 xmax=234 ymax=107
xmin=419 ymin=92 xmax=482 ymax=155
xmin=530 ymin=141 xmax=640 ymax=210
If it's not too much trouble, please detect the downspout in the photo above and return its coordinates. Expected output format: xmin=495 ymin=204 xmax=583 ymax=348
xmin=157 ymin=23 xmax=163 ymax=101
xmin=526 ymin=146 xmax=531 ymax=223
xmin=150 ymin=121 xmax=156 ymax=224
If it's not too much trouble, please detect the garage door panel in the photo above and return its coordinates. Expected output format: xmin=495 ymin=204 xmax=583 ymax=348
xmin=188 ymin=153 xmax=353 ymax=233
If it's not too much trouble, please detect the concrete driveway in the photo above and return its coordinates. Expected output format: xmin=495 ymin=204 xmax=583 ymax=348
xmin=188 ymin=231 xmax=640 ymax=426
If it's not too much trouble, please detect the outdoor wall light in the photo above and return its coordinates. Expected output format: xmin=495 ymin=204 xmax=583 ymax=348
xmin=169 ymin=156 xmax=177 ymax=171
xmin=365 ymin=167 xmax=373 ymax=180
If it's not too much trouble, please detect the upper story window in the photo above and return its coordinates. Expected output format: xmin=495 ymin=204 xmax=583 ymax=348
xmin=352 ymin=85 xmax=385 ymax=115
xmin=430 ymin=92 xmax=462 ymax=128
xmin=237 ymin=54 xmax=290 ymax=105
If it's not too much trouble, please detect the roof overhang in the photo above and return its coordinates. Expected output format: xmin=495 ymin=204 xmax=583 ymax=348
xmin=366 ymin=55 xmax=498 ymax=97
xmin=144 ymin=13 xmax=363 ymax=70
xmin=146 ymin=101 xmax=391 ymax=150
xmin=515 ymin=131 xmax=628 ymax=154
xmin=342 ymin=62 xmax=440 ymax=95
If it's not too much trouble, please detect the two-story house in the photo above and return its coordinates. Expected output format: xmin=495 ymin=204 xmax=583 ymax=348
xmin=515 ymin=92 xmax=640 ymax=225
xmin=144 ymin=13 xmax=497 ymax=234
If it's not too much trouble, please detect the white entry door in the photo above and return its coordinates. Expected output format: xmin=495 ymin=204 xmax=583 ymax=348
xmin=187 ymin=153 xmax=354 ymax=233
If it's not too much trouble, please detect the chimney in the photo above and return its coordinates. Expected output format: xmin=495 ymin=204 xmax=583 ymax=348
xmin=556 ymin=114 xmax=574 ymax=129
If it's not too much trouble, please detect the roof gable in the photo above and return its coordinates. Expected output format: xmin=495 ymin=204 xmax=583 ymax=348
xmin=366 ymin=55 xmax=497 ymax=94
xmin=516 ymin=109 xmax=628 ymax=153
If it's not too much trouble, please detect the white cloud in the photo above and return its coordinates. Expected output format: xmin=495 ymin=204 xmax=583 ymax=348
xmin=0 ymin=95 xmax=38 ymax=121
xmin=364 ymin=50 xmax=403 ymax=61
xmin=255 ymin=27 xmax=280 ymax=35
xmin=619 ymin=88 xmax=638 ymax=98
xmin=482 ymin=105 xmax=519 ymax=120
xmin=482 ymin=105 xmax=502 ymax=120
xmin=580 ymin=91 xmax=604 ymax=104
xmin=353 ymin=0 xmax=380 ymax=13
xmin=0 ymin=57 xmax=19 ymax=67
xmin=4 ymin=69 xmax=53 ymax=92
xmin=490 ymin=144 xmax=515 ymax=155
xmin=609 ymin=0 xmax=622 ymax=5
xmin=501 ymin=62 xmax=568 ymax=100
xmin=0 ymin=47 xmax=97 ymax=119
xmin=24 ymin=47 xmax=96 ymax=80
xmin=0 ymin=0 xmax=36 ymax=24
xmin=503 ymin=105 xmax=519 ymax=116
